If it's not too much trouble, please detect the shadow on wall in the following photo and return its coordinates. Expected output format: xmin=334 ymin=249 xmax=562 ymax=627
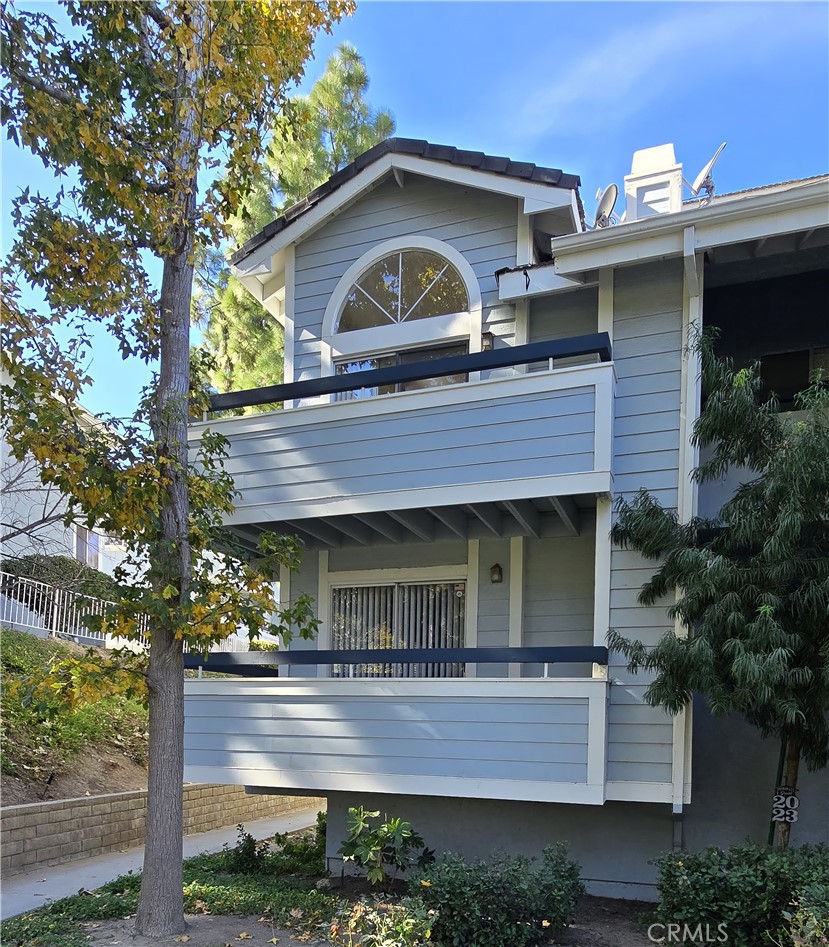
xmin=683 ymin=696 xmax=829 ymax=850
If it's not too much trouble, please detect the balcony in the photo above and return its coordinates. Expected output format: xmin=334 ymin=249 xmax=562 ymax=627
xmin=190 ymin=335 xmax=614 ymax=541
xmin=183 ymin=646 xmax=610 ymax=806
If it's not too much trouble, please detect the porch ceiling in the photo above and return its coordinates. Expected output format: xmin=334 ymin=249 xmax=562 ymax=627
xmin=230 ymin=495 xmax=597 ymax=554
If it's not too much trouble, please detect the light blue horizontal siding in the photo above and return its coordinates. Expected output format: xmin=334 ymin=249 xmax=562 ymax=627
xmin=213 ymin=385 xmax=596 ymax=519
xmin=292 ymin=176 xmax=518 ymax=378
xmin=529 ymin=288 xmax=599 ymax=369
xmin=184 ymin=690 xmax=591 ymax=788
xmin=477 ymin=538 xmax=510 ymax=659
xmin=608 ymin=260 xmax=684 ymax=785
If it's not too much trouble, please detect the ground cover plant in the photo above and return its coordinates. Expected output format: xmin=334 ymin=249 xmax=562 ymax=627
xmin=1 ymin=812 xmax=590 ymax=947
xmin=0 ymin=628 xmax=148 ymax=783
xmin=650 ymin=843 xmax=829 ymax=947
xmin=0 ymin=826 xmax=341 ymax=947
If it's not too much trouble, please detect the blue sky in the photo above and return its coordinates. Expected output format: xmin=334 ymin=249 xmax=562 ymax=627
xmin=3 ymin=1 xmax=827 ymax=419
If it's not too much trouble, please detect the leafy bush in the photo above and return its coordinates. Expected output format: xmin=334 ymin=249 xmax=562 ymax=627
xmin=329 ymin=896 xmax=436 ymax=947
xmin=270 ymin=810 xmax=327 ymax=876
xmin=414 ymin=844 xmax=584 ymax=947
xmin=249 ymin=638 xmax=280 ymax=652
xmin=2 ymin=554 xmax=124 ymax=602
xmin=651 ymin=844 xmax=829 ymax=947
xmin=0 ymin=628 xmax=148 ymax=780
xmin=774 ymin=888 xmax=829 ymax=947
xmin=223 ymin=824 xmax=272 ymax=874
xmin=218 ymin=812 xmax=327 ymax=877
xmin=339 ymin=806 xmax=434 ymax=887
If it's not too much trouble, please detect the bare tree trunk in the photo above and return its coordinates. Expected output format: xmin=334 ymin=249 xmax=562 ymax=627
xmin=772 ymin=736 xmax=801 ymax=849
xmin=135 ymin=4 xmax=203 ymax=933
xmin=134 ymin=241 xmax=195 ymax=936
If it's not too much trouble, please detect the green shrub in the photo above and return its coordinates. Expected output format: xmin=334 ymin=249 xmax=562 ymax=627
xmin=217 ymin=813 xmax=327 ymax=877
xmin=329 ymin=896 xmax=436 ymax=947
xmin=651 ymin=844 xmax=829 ymax=947
xmin=774 ymin=887 xmax=829 ymax=947
xmin=270 ymin=810 xmax=327 ymax=876
xmin=339 ymin=806 xmax=434 ymax=887
xmin=414 ymin=844 xmax=584 ymax=947
xmin=2 ymin=554 xmax=124 ymax=602
xmin=249 ymin=638 xmax=280 ymax=652
xmin=1 ymin=626 xmax=74 ymax=675
xmin=0 ymin=628 xmax=148 ymax=779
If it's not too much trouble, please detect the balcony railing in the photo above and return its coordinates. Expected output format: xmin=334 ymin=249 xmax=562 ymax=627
xmin=207 ymin=333 xmax=612 ymax=413
xmin=184 ymin=645 xmax=609 ymax=676
xmin=191 ymin=334 xmax=615 ymax=527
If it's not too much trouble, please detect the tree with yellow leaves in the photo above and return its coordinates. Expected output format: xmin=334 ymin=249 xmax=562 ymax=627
xmin=1 ymin=1 xmax=352 ymax=936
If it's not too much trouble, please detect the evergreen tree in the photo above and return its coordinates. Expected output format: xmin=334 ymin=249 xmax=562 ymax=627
xmin=609 ymin=333 xmax=829 ymax=848
xmin=197 ymin=42 xmax=395 ymax=399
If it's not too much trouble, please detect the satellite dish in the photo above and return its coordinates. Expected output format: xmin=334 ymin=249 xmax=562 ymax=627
xmin=592 ymin=184 xmax=618 ymax=229
xmin=688 ymin=142 xmax=727 ymax=202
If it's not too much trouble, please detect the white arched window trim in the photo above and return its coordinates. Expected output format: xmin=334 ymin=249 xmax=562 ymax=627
xmin=320 ymin=235 xmax=483 ymax=376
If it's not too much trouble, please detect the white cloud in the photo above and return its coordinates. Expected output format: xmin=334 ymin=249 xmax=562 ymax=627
xmin=500 ymin=3 xmax=823 ymax=146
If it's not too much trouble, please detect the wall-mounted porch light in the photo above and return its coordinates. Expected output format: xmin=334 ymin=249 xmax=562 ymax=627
xmin=490 ymin=563 xmax=503 ymax=584
xmin=481 ymin=331 xmax=495 ymax=352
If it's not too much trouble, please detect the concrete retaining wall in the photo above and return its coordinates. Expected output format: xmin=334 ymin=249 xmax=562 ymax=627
xmin=1 ymin=785 xmax=324 ymax=875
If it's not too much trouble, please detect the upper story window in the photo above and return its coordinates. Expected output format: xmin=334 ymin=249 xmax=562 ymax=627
xmin=338 ymin=249 xmax=469 ymax=333
xmin=318 ymin=236 xmax=483 ymax=392
xmin=75 ymin=525 xmax=100 ymax=569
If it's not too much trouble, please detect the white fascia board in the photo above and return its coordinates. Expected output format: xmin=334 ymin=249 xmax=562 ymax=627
xmin=389 ymin=154 xmax=575 ymax=212
xmin=552 ymin=179 xmax=829 ymax=274
xmin=231 ymin=153 xmax=576 ymax=275
xmin=222 ymin=470 xmax=612 ymax=526
xmin=604 ymin=781 xmax=673 ymax=804
xmin=184 ymin=677 xmax=608 ymax=699
xmin=183 ymin=765 xmax=608 ymax=806
xmin=498 ymin=264 xmax=593 ymax=301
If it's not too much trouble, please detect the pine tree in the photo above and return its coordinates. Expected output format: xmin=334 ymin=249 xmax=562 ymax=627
xmin=197 ymin=42 xmax=395 ymax=399
xmin=609 ymin=333 xmax=829 ymax=848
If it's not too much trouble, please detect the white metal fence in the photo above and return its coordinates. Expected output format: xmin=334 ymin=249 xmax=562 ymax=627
xmin=0 ymin=571 xmax=255 ymax=653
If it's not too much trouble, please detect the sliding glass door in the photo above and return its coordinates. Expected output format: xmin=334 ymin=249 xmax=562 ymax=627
xmin=331 ymin=582 xmax=465 ymax=677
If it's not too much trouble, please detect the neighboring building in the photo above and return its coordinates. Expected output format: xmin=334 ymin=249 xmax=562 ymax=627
xmin=183 ymin=139 xmax=829 ymax=897
xmin=0 ymin=380 xmax=126 ymax=577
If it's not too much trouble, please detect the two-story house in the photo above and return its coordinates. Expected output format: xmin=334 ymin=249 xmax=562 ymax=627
xmin=183 ymin=140 xmax=829 ymax=897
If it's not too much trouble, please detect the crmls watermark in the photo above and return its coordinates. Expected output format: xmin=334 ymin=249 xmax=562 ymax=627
xmin=648 ymin=922 xmax=729 ymax=944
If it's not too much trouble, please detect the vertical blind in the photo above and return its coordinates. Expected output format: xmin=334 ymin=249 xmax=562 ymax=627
xmin=331 ymin=582 xmax=465 ymax=677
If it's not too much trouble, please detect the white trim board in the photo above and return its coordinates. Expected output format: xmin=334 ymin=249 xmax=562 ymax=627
xmin=223 ymin=470 xmax=613 ymax=527
xmin=233 ymin=153 xmax=577 ymax=278
xmin=184 ymin=765 xmax=608 ymax=806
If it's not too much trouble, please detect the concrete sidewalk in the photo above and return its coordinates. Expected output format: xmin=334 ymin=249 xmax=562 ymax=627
xmin=1 ymin=805 xmax=323 ymax=920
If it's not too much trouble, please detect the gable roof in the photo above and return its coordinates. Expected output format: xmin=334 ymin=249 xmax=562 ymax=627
xmin=229 ymin=137 xmax=581 ymax=267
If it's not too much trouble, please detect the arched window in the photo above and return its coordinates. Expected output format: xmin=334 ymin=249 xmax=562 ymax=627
xmin=337 ymin=249 xmax=469 ymax=333
xmin=318 ymin=237 xmax=483 ymax=392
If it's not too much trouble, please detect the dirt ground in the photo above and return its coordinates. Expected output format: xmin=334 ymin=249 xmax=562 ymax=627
xmin=84 ymin=913 xmax=329 ymax=947
xmin=83 ymin=896 xmax=652 ymax=947
xmin=1 ymin=745 xmax=147 ymax=806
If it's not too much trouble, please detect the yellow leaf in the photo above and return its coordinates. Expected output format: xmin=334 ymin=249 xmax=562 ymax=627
xmin=235 ymin=934 xmax=253 ymax=941
xmin=174 ymin=936 xmax=190 ymax=943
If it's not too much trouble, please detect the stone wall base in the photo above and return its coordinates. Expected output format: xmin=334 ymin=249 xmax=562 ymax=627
xmin=1 ymin=785 xmax=324 ymax=875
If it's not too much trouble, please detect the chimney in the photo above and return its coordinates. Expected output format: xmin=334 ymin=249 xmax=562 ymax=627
xmin=624 ymin=144 xmax=683 ymax=222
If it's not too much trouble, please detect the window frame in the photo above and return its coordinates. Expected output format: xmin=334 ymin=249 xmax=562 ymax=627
xmin=320 ymin=236 xmax=483 ymax=378
xmin=329 ymin=579 xmax=467 ymax=678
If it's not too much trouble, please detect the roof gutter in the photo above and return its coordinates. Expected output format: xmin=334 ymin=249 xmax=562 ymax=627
xmin=550 ymin=179 xmax=829 ymax=275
